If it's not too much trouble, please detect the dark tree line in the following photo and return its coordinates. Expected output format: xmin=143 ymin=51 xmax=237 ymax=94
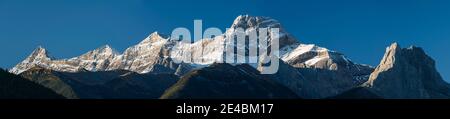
xmin=0 ymin=68 xmax=64 ymax=99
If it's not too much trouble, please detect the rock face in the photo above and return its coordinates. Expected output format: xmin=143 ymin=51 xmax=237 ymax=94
xmin=160 ymin=63 xmax=299 ymax=99
xmin=229 ymin=15 xmax=299 ymax=48
xmin=281 ymin=44 xmax=374 ymax=84
xmin=106 ymin=32 xmax=182 ymax=73
xmin=363 ymin=43 xmax=450 ymax=99
xmin=69 ymin=45 xmax=119 ymax=72
xmin=259 ymin=59 xmax=356 ymax=99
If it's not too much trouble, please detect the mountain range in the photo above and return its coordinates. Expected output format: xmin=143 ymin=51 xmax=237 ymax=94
xmin=4 ymin=15 xmax=449 ymax=99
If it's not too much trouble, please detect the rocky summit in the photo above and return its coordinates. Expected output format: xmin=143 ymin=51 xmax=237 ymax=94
xmin=363 ymin=43 xmax=450 ymax=99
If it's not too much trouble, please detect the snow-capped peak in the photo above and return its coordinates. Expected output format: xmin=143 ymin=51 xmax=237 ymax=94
xmin=28 ymin=46 xmax=52 ymax=62
xmin=148 ymin=31 xmax=166 ymax=38
xmin=139 ymin=32 xmax=168 ymax=45
xmin=53 ymin=44 xmax=118 ymax=72
xmin=35 ymin=45 xmax=45 ymax=51
xmin=74 ymin=45 xmax=119 ymax=60
xmin=98 ymin=44 xmax=112 ymax=51
xmin=231 ymin=15 xmax=281 ymax=29
xmin=9 ymin=46 xmax=53 ymax=74
xmin=96 ymin=45 xmax=118 ymax=54
xmin=280 ymin=43 xmax=374 ymax=83
xmin=227 ymin=15 xmax=299 ymax=48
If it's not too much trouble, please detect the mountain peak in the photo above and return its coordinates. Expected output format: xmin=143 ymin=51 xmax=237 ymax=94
xmin=36 ymin=45 xmax=45 ymax=50
xmin=363 ymin=43 xmax=450 ymax=98
xmin=385 ymin=42 xmax=426 ymax=57
xmin=9 ymin=46 xmax=53 ymax=74
xmin=389 ymin=42 xmax=400 ymax=49
xmin=149 ymin=31 xmax=160 ymax=35
xmin=374 ymin=42 xmax=401 ymax=69
xmin=101 ymin=44 xmax=112 ymax=49
xmin=29 ymin=46 xmax=51 ymax=61
xmin=406 ymin=45 xmax=426 ymax=54
xmin=388 ymin=42 xmax=401 ymax=50
xmin=139 ymin=31 xmax=168 ymax=44
xmin=33 ymin=45 xmax=46 ymax=53
xmin=229 ymin=15 xmax=299 ymax=47
xmin=95 ymin=44 xmax=116 ymax=53
xmin=376 ymin=42 xmax=431 ymax=70
xmin=231 ymin=15 xmax=280 ymax=29
xmin=75 ymin=44 xmax=119 ymax=62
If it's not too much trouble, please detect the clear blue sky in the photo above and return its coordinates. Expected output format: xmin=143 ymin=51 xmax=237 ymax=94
xmin=0 ymin=0 xmax=449 ymax=81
